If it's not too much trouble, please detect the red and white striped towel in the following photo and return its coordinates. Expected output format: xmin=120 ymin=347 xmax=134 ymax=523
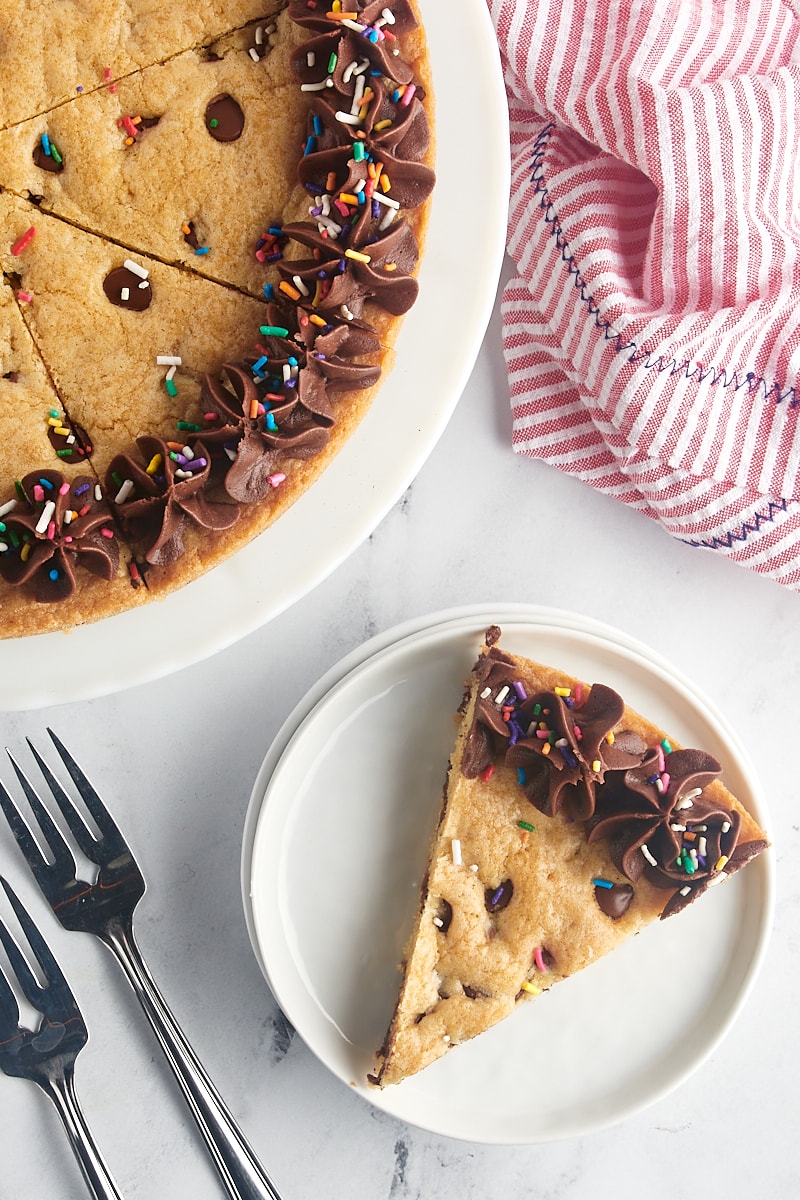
xmin=488 ymin=0 xmax=800 ymax=589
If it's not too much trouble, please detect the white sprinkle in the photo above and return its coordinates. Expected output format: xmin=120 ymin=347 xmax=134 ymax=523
xmin=373 ymin=191 xmax=401 ymax=210
xmin=378 ymin=206 xmax=397 ymax=230
xmin=123 ymin=258 xmax=149 ymax=279
xmin=166 ymin=365 xmax=177 ymax=381
xmin=156 ymin=355 xmax=182 ymax=366
xmin=174 ymin=469 xmax=191 ymax=480
xmin=470 ymin=864 xmax=479 ymax=872
xmin=354 ymin=178 xmax=365 ymax=194
xmin=340 ymin=304 xmax=355 ymax=321
xmin=341 ymin=18 xmax=366 ymax=32
xmin=494 ymin=685 xmax=509 ymax=706
xmin=381 ymin=6 xmax=396 ymax=22
xmin=120 ymin=286 xmax=130 ymax=301
xmin=35 ymin=500 xmax=56 ymax=534
xmin=342 ymin=59 xmax=358 ymax=84
xmin=224 ymin=446 xmax=236 ymax=462
xmin=138 ymin=280 xmax=150 ymax=289
xmin=480 ymin=686 xmax=492 ymax=699
xmin=255 ymin=25 xmax=264 ymax=45
xmin=314 ymin=215 xmax=342 ymax=237
xmin=291 ymin=274 xmax=310 ymax=297
xmin=683 ymin=788 xmax=703 ymax=802
xmin=351 ymin=73 xmax=365 ymax=115
xmin=301 ymin=80 xmax=332 ymax=92
xmin=654 ymin=777 xmax=665 ymax=793
xmin=707 ymin=871 xmax=728 ymax=887
xmin=641 ymin=844 xmax=658 ymax=867
xmin=248 ymin=48 xmax=260 ymax=62
xmin=670 ymin=823 xmax=686 ymax=832
xmin=335 ymin=109 xmax=361 ymax=126
xmin=352 ymin=58 xmax=371 ymax=76
xmin=432 ymin=917 xmax=443 ymax=928
xmin=306 ymin=51 xmax=315 ymax=67
xmin=442 ymin=1035 xmax=451 ymax=1043
xmin=114 ymin=479 xmax=134 ymax=505
xmin=698 ymin=836 xmax=707 ymax=857
xmin=63 ymin=509 xmax=73 ymax=525
xmin=0 ymin=542 xmax=7 ymax=554
xmin=679 ymin=886 xmax=691 ymax=896
xmin=66 ymin=434 xmax=75 ymax=445
xmin=94 ymin=484 xmax=102 ymax=501
xmin=691 ymin=824 xmax=708 ymax=832
xmin=721 ymin=820 xmax=731 ymax=834
xmin=0 ymin=499 xmax=18 ymax=518
xmin=451 ymin=839 xmax=462 ymax=866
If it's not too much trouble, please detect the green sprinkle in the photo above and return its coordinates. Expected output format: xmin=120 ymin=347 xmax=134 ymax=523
xmin=327 ymin=52 xmax=337 ymax=73
xmin=661 ymin=738 xmax=673 ymax=754
xmin=56 ymin=448 xmax=73 ymax=457
xmin=177 ymin=420 xmax=201 ymax=432
xmin=50 ymin=143 xmax=63 ymax=164
xmin=259 ymin=325 xmax=289 ymax=337
xmin=14 ymin=480 xmax=25 ymax=501
xmin=517 ymin=820 xmax=536 ymax=833
xmin=533 ymin=703 xmax=542 ymax=716
xmin=165 ymin=378 xmax=178 ymax=397
xmin=209 ymin=118 xmax=219 ymax=128
xmin=352 ymin=140 xmax=365 ymax=161
xmin=111 ymin=471 xmax=123 ymax=488
xmin=49 ymin=408 xmax=60 ymax=418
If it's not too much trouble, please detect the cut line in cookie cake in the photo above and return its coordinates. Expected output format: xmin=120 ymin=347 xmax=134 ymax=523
xmin=0 ymin=1 xmax=434 ymax=636
xmin=370 ymin=625 xmax=769 ymax=1087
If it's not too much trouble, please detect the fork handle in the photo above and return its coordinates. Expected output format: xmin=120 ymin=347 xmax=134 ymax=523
xmin=43 ymin=1067 xmax=125 ymax=1200
xmin=104 ymin=921 xmax=283 ymax=1200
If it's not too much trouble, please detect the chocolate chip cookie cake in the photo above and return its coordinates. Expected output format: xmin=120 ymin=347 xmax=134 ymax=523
xmin=370 ymin=626 xmax=768 ymax=1087
xmin=0 ymin=1 xmax=434 ymax=634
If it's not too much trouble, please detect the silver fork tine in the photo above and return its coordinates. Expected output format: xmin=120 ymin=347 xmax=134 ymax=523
xmin=0 ymin=760 xmax=75 ymax=888
xmin=26 ymin=737 xmax=109 ymax=863
xmin=45 ymin=731 xmax=127 ymax=858
xmin=0 ymin=877 xmax=124 ymax=1200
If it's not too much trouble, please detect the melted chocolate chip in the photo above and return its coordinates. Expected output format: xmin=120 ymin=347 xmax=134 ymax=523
xmin=463 ymin=985 xmax=490 ymax=1000
xmin=485 ymin=878 xmax=514 ymax=913
xmin=33 ymin=142 xmax=64 ymax=174
xmin=47 ymin=416 xmax=92 ymax=461
xmin=594 ymin=881 xmax=634 ymax=919
xmin=205 ymin=93 xmax=245 ymax=142
xmin=182 ymin=221 xmax=201 ymax=250
xmin=434 ymin=898 xmax=452 ymax=934
xmin=2 ymin=371 xmax=19 ymax=382
xmin=103 ymin=266 xmax=152 ymax=311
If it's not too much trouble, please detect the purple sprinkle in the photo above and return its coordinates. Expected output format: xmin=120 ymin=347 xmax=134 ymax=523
xmin=75 ymin=482 xmax=90 ymax=495
xmin=513 ymin=681 xmax=528 ymax=700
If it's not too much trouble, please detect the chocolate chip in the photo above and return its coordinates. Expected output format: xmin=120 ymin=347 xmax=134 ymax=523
xmin=433 ymin=898 xmax=452 ymax=934
xmin=33 ymin=142 xmax=64 ymax=174
xmin=463 ymin=985 xmax=489 ymax=999
xmin=485 ymin=878 xmax=514 ymax=913
xmin=103 ymin=266 xmax=152 ymax=311
xmin=594 ymin=881 xmax=634 ymax=919
xmin=205 ymin=93 xmax=245 ymax=142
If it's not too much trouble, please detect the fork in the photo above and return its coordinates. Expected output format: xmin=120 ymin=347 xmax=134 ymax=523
xmin=0 ymin=731 xmax=284 ymax=1200
xmin=0 ymin=875 xmax=124 ymax=1200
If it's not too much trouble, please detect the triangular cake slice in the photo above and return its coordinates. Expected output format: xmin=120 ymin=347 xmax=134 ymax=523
xmin=370 ymin=625 xmax=769 ymax=1087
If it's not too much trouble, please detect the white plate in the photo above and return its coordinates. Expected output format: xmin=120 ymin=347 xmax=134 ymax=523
xmin=0 ymin=0 xmax=510 ymax=711
xmin=246 ymin=604 xmax=774 ymax=1143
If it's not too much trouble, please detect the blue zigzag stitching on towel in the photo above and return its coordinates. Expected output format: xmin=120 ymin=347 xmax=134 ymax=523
xmin=679 ymin=497 xmax=790 ymax=550
xmin=528 ymin=123 xmax=800 ymax=409
xmin=527 ymin=123 xmax=799 ymax=553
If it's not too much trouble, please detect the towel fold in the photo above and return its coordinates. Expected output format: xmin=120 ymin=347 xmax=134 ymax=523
xmin=489 ymin=0 xmax=800 ymax=588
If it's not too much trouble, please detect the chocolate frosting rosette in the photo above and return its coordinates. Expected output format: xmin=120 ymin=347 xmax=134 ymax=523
xmin=106 ymin=437 xmax=237 ymax=567
xmin=589 ymin=746 xmax=768 ymax=918
xmin=0 ymin=471 xmax=118 ymax=602
xmin=460 ymin=643 xmax=647 ymax=820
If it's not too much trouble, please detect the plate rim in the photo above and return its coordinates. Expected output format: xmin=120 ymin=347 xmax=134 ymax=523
xmin=244 ymin=603 xmax=775 ymax=1143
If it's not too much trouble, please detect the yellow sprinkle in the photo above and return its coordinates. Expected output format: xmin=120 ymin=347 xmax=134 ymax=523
xmin=554 ymin=686 xmax=571 ymax=697
xmin=541 ymin=742 xmax=551 ymax=756
xmin=606 ymin=731 xmax=615 ymax=744
xmin=345 ymin=248 xmax=371 ymax=263
xmin=591 ymin=759 xmax=602 ymax=772
xmin=309 ymin=313 xmax=327 ymax=326
xmin=373 ymin=119 xmax=392 ymax=131
xmin=279 ymin=281 xmax=301 ymax=301
xmin=380 ymin=173 xmax=391 ymax=192
xmin=338 ymin=192 xmax=359 ymax=205
xmin=20 ymin=543 xmax=31 ymax=562
xmin=715 ymin=855 xmax=729 ymax=871
xmin=124 ymin=136 xmax=135 ymax=145
xmin=145 ymin=453 xmax=163 ymax=475
xmin=47 ymin=416 xmax=61 ymax=427
xmin=53 ymin=426 xmax=70 ymax=437
xmin=520 ymin=981 xmax=541 ymax=995
xmin=383 ymin=262 xmax=397 ymax=271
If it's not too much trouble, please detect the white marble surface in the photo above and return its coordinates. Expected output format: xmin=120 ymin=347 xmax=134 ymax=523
xmin=0 ymin=255 xmax=798 ymax=1198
